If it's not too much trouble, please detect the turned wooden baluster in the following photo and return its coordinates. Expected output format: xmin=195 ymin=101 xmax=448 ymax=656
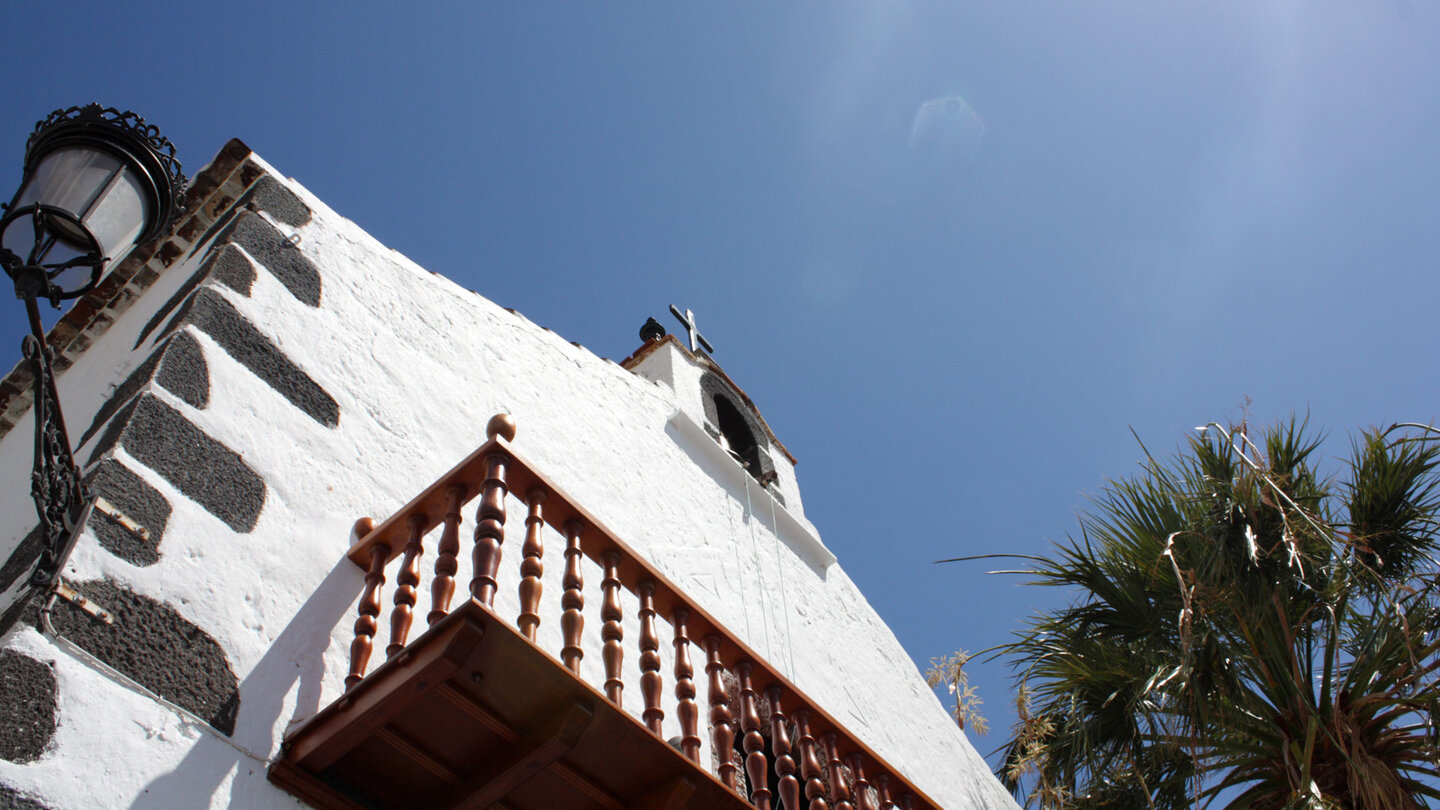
xmin=847 ymin=754 xmax=874 ymax=810
xmin=738 ymin=662 xmax=772 ymax=809
xmin=517 ymin=488 xmax=546 ymax=641
xmin=874 ymin=775 xmax=894 ymax=810
xmin=897 ymin=795 xmax=914 ymax=810
xmin=470 ymin=450 xmax=510 ymax=607
xmin=600 ymin=550 xmax=624 ymax=705
xmin=823 ymin=733 xmax=854 ymax=810
xmin=386 ymin=514 xmax=427 ymax=658
xmin=560 ymin=519 xmax=585 ymax=674
xmin=706 ymin=636 xmax=740 ymax=793
xmin=346 ymin=539 xmax=390 ymax=690
xmin=428 ymin=483 xmax=467 ymax=625
xmin=672 ymin=608 xmax=701 ymax=762
xmin=638 ymin=581 xmax=664 ymax=734
xmin=767 ymin=686 xmax=801 ymax=810
xmin=795 ymin=710 xmax=829 ymax=810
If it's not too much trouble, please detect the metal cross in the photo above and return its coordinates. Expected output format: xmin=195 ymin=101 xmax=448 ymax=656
xmin=669 ymin=304 xmax=714 ymax=354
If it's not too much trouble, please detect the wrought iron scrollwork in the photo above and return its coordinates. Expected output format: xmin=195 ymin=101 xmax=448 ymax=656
xmin=0 ymin=224 xmax=93 ymax=590
xmin=22 ymin=330 xmax=91 ymax=589
xmin=27 ymin=104 xmax=187 ymax=222
xmin=20 ymin=104 xmax=187 ymax=254
xmin=1 ymin=208 xmax=104 ymax=306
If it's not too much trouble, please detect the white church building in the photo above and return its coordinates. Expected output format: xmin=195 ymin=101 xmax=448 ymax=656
xmin=0 ymin=137 xmax=1017 ymax=809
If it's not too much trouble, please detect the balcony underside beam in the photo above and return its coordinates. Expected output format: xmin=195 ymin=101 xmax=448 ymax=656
xmin=439 ymin=700 xmax=594 ymax=810
xmin=271 ymin=600 xmax=753 ymax=810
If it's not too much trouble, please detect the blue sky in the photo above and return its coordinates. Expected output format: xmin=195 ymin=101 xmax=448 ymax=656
xmin=4 ymin=0 xmax=1439 ymax=779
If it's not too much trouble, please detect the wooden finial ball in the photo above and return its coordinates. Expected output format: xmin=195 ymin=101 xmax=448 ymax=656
xmin=487 ymin=413 xmax=517 ymax=442
xmin=351 ymin=517 xmax=375 ymax=545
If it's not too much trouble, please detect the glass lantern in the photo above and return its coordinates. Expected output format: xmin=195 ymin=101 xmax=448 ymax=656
xmin=0 ymin=105 xmax=184 ymax=301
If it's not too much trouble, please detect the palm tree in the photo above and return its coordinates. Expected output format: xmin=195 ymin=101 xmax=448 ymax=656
xmin=976 ymin=419 xmax=1440 ymax=808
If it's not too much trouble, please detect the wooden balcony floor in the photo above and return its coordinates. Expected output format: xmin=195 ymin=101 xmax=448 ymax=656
xmin=270 ymin=600 xmax=752 ymax=810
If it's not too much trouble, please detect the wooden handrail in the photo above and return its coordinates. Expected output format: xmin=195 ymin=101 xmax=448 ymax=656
xmin=344 ymin=414 xmax=940 ymax=810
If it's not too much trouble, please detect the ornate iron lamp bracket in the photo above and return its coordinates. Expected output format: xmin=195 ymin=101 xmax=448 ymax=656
xmin=21 ymin=325 xmax=92 ymax=589
xmin=0 ymin=217 xmax=96 ymax=591
xmin=0 ymin=104 xmax=184 ymax=595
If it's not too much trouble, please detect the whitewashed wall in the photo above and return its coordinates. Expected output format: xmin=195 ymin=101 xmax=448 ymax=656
xmin=0 ymin=152 xmax=1018 ymax=810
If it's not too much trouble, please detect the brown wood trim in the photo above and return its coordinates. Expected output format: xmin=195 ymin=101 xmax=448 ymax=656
xmin=434 ymin=681 xmax=518 ymax=742
xmin=374 ymin=726 xmax=460 ymax=783
xmin=632 ymin=775 xmax=698 ymax=810
xmin=268 ymin=758 xmax=373 ymax=810
xmin=346 ymin=430 xmax=945 ymax=809
xmin=549 ymin=762 xmax=627 ymax=810
xmin=436 ymin=701 xmax=594 ymax=810
xmin=285 ymin=610 xmax=487 ymax=771
xmin=278 ymin=600 xmax=758 ymax=810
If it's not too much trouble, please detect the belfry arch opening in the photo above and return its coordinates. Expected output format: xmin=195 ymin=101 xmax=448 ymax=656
xmin=696 ymin=371 xmax=778 ymax=491
xmin=713 ymin=394 xmax=763 ymax=480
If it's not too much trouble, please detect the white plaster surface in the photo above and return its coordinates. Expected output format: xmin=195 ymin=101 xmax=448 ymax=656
xmin=0 ymin=154 xmax=1017 ymax=809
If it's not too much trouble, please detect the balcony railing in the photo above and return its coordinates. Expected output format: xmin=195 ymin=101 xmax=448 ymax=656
xmin=270 ymin=414 xmax=939 ymax=810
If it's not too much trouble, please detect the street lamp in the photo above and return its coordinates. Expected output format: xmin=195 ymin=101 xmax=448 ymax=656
xmin=0 ymin=105 xmax=185 ymax=591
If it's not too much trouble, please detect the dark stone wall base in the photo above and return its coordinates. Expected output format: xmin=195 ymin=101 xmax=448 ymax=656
xmin=36 ymin=580 xmax=239 ymax=736
xmin=0 ymin=650 xmax=56 ymax=764
xmin=0 ymin=783 xmax=53 ymax=810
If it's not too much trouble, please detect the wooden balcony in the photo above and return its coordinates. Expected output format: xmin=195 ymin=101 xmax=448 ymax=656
xmin=270 ymin=415 xmax=940 ymax=810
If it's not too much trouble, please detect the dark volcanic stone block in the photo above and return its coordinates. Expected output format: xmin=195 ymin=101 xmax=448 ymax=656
xmin=186 ymin=173 xmax=313 ymax=260
xmin=80 ymin=332 xmax=210 ymax=450
xmin=238 ymin=175 xmax=312 ymax=227
xmin=135 ymin=244 xmax=257 ymax=349
xmin=84 ymin=460 xmax=171 ymax=566
xmin=0 ymin=524 xmax=45 ymax=637
xmin=161 ymin=287 xmax=338 ymax=428
xmin=0 ymin=650 xmax=57 ymax=763
xmin=89 ymin=395 xmax=265 ymax=534
xmin=215 ymin=211 xmax=321 ymax=307
xmin=38 ymin=580 xmax=239 ymax=736
xmin=153 ymin=331 xmax=209 ymax=410
xmin=0 ymin=783 xmax=53 ymax=810
xmin=208 ymin=246 xmax=258 ymax=295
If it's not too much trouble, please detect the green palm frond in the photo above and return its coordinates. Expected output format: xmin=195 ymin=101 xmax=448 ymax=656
xmin=989 ymin=419 xmax=1440 ymax=809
